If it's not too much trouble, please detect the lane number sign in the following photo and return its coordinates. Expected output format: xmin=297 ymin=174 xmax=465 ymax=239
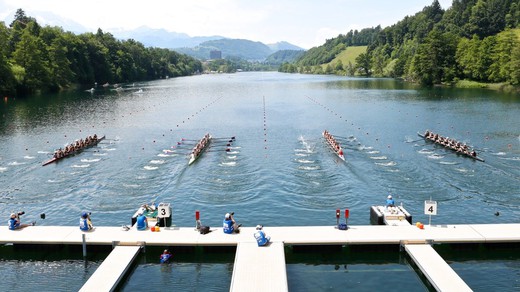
xmin=424 ymin=200 xmax=437 ymax=215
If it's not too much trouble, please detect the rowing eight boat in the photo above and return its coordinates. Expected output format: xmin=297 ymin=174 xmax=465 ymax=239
xmin=322 ymin=130 xmax=345 ymax=161
xmin=42 ymin=135 xmax=106 ymax=166
xmin=417 ymin=132 xmax=484 ymax=162
xmin=188 ymin=133 xmax=212 ymax=165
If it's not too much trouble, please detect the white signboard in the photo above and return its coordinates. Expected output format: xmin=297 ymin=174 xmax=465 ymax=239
xmin=424 ymin=200 xmax=437 ymax=215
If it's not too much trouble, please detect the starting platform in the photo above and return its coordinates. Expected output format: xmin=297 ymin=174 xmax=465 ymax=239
xmin=79 ymin=245 xmax=141 ymax=292
xmin=230 ymin=241 xmax=288 ymax=292
xmin=370 ymin=205 xmax=412 ymax=226
xmin=405 ymin=244 xmax=472 ymax=291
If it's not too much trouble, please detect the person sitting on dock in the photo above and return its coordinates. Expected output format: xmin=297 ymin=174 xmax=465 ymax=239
xmin=253 ymin=225 xmax=271 ymax=246
xmin=136 ymin=211 xmax=148 ymax=231
xmin=79 ymin=212 xmax=94 ymax=231
xmin=8 ymin=212 xmax=35 ymax=230
xmin=386 ymin=195 xmax=395 ymax=207
xmin=160 ymin=249 xmax=172 ymax=263
xmin=223 ymin=212 xmax=241 ymax=234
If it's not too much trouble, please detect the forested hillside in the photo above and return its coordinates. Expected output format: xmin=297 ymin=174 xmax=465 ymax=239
xmin=0 ymin=9 xmax=202 ymax=96
xmin=281 ymin=0 xmax=520 ymax=87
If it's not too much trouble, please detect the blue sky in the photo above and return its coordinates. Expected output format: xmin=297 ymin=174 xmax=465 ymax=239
xmin=0 ymin=0 xmax=453 ymax=48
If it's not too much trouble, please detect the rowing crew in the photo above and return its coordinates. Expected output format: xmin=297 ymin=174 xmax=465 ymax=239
xmin=53 ymin=134 xmax=99 ymax=158
xmin=323 ymin=130 xmax=344 ymax=156
xmin=423 ymin=130 xmax=477 ymax=157
xmin=191 ymin=133 xmax=210 ymax=157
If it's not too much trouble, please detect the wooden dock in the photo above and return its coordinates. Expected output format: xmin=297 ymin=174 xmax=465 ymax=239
xmin=79 ymin=245 xmax=141 ymax=292
xmin=230 ymin=242 xmax=288 ymax=292
xmin=0 ymin=223 xmax=519 ymax=291
xmin=405 ymin=244 xmax=472 ymax=292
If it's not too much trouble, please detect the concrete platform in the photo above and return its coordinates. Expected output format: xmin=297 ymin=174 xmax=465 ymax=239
xmin=0 ymin=223 xmax=519 ymax=246
xmin=79 ymin=245 xmax=141 ymax=292
xmin=405 ymin=244 xmax=472 ymax=291
xmin=230 ymin=241 xmax=288 ymax=292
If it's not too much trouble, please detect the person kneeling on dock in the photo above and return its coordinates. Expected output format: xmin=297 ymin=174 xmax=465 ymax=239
xmin=8 ymin=212 xmax=35 ymax=230
xmin=223 ymin=212 xmax=241 ymax=234
xmin=79 ymin=212 xmax=94 ymax=231
xmin=136 ymin=211 xmax=148 ymax=231
xmin=254 ymin=225 xmax=271 ymax=246
xmin=386 ymin=195 xmax=395 ymax=207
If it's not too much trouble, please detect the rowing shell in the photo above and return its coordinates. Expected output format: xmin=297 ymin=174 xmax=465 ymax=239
xmin=42 ymin=135 xmax=106 ymax=166
xmin=322 ymin=131 xmax=345 ymax=161
xmin=188 ymin=134 xmax=212 ymax=165
xmin=417 ymin=132 xmax=484 ymax=162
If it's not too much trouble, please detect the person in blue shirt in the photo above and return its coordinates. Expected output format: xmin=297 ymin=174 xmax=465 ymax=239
xmin=79 ymin=212 xmax=94 ymax=231
xmin=136 ymin=211 xmax=148 ymax=230
xmin=8 ymin=212 xmax=34 ymax=230
xmin=253 ymin=225 xmax=271 ymax=246
xmin=386 ymin=195 xmax=395 ymax=207
xmin=160 ymin=249 xmax=172 ymax=263
xmin=223 ymin=212 xmax=241 ymax=234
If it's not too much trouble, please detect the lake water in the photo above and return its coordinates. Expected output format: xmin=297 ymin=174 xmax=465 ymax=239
xmin=0 ymin=72 xmax=519 ymax=290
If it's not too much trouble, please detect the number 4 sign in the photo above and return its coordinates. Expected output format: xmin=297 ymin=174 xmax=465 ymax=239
xmin=424 ymin=200 xmax=437 ymax=215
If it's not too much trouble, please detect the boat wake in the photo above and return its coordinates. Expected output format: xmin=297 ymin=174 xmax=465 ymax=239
xmin=157 ymin=153 xmax=175 ymax=157
xmin=71 ymin=164 xmax=90 ymax=168
xmin=439 ymin=161 xmax=458 ymax=165
xmin=220 ymin=161 xmax=236 ymax=167
xmin=0 ymin=167 xmax=7 ymax=172
xmin=366 ymin=150 xmax=380 ymax=154
xmin=375 ymin=161 xmax=397 ymax=167
xmin=298 ymin=165 xmax=320 ymax=170
xmin=427 ymin=154 xmax=444 ymax=160
xmin=297 ymin=159 xmax=315 ymax=164
xmin=492 ymin=152 xmax=507 ymax=156
xmin=8 ymin=161 xmax=26 ymax=166
xmin=93 ymin=153 xmax=107 ymax=156
xmin=418 ymin=149 xmax=434 ymax=155
xmin=499 ymin=156 xmax=520 ymax=161
xmin=81 ymin=158 xmax=101 ymax=163
xmin=102 ymin=148 xmax=116 ymax=151
xmin=24 ymin=155 xmax=35 ymax=159
xmin=370 ymin=156 xmax=388 ymax=160
xmin=37 ymin=151 xmax=50 ymax=154
xmin=227 ymin=155 xmax=237 ymax=159
xmin=143 ymin=165 xmax=158 ymax=170
xmin=227 ymin=151 xmax=239 ymax=154
xmin=149 ymin=160 xmax=165 ymax=165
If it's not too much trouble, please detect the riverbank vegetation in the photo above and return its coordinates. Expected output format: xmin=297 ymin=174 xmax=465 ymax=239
xmin=0 ymin=9 xmax=203 ymax=96
xmin=280 ymin=0 xmax=520 ymax=90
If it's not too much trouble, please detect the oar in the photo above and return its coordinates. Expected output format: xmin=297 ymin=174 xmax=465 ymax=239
xmin=330 ymin=135 xmax=354 ymax=140
xmin=207 ymin=148 xmax=231 ymax=152
xmin=213 ymin=136 xmax=236 ymax=140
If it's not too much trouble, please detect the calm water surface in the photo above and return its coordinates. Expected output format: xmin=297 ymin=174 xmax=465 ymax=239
xmin=1 ymin=72 xmax=519 ymax=290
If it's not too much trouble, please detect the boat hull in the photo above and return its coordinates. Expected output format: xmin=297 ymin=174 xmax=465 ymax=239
xmin=42 ymin=135 xmax=106 ymax=166
xmin=322 ymin=132 xmax=345 ymax=161
xmin=418 ymin=133 xmax=484 ymax=162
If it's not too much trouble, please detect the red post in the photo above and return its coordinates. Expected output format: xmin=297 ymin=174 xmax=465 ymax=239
xmin=345 ymin=209 xmax=349 ymax=219
xmin=195 ymin=210 xmax=200 ymax=220
xmin=336 ymin=209 xmax=340 ymax=225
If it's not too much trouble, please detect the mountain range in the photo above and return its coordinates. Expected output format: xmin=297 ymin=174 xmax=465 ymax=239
xmin=4 ymin=10 xmax=304 ymax=61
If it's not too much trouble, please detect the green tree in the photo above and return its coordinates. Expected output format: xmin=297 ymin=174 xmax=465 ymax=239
xmin=0 ymin=22 xmax=15 ymax=94
xmin=355 ymin=52 xmax=371 ymax=76
xmin=11 ymin=22 xmax=50 ymax=92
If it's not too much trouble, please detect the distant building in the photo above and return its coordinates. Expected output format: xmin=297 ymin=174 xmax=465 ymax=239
xmin=210 ymin=50 xmax=222 ymax=60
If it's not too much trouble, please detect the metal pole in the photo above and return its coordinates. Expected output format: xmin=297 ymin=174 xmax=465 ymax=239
xmin=82 ymin=233 xmax=87 ymax=258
